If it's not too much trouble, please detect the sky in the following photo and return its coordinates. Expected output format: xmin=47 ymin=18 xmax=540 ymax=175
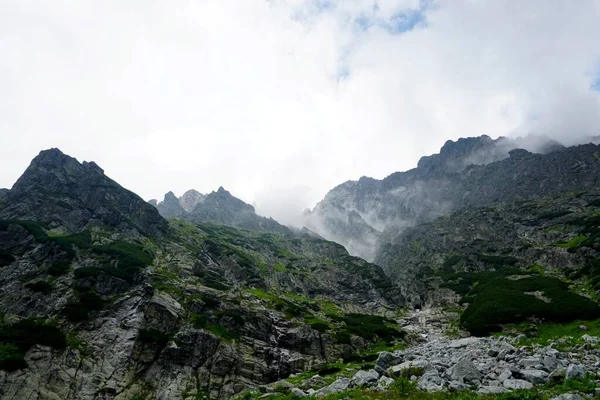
xmin=1 ymin=0 xmax=600 ymax=225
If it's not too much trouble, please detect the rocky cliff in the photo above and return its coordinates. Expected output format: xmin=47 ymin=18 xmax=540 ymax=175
xmin=304 ymin=136 xmax=600 ymax=263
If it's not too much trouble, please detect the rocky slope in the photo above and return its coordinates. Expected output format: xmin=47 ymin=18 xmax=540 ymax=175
xmin=0 ymin=149 xmax=407 ymax=400
xmin=303 ymin=136 xmax=600 ymax=262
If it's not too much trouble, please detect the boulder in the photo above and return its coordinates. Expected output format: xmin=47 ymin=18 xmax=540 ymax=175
xmin=314 ymin=378 xmax=350 ymax=397
xmin=352 ymin=370 xmax=379 ymax=386
xmin=565 ymin=364 xmax=586 ymax=380
xmin=549 ymin=395 xmax=586 ymax=400
xmin=503 ymin=379 xmax=533 ymax=390
xmin=447 ymin=358 xmax=482 ymax=383
xmin=520 ymin=369 xmax=549 ymax=384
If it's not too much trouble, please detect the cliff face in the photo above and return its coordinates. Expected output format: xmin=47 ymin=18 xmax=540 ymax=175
xmin=0 ymin=149 xmax=406 ymax=400
xmin=304 ymin=136 xmax=600 ymax=263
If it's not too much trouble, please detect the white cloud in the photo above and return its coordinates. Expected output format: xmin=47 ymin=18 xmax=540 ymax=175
xmin=0 ymin=0 xmax=599 ymax=225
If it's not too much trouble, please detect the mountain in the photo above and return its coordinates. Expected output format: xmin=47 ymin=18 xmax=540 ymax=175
xmin=303 ymin=136 xmax=597 ymax=261
xmin=153 ymin=187 xmax=290 ymax=234
xmin=179 ymin=189 xmax=204 ymax=212
xmin=0 ymin=148 xmax=167 ymax=237
xmin=0 ymin=148 xmax=405 ymax=400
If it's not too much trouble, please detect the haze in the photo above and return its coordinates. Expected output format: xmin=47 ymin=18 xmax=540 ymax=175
xmin=1 ymin=1 xmax=600 ymax=225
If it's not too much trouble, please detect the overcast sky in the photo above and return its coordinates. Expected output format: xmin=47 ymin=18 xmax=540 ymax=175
xmin=1 ymin=0 xmax=600 ymax=224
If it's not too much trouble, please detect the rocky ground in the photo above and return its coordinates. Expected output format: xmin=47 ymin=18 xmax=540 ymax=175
xmin=245 ymin=309 xmax=600 ymax=399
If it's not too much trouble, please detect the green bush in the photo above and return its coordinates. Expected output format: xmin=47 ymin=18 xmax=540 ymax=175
xmin=0 ymin=319 xmax=66 ymax=371
xmin=461 ymin=276 xmax=600 ymax=335
xmin=92 ymin=241 xmax=153 ymax=268
xmin=333 ymin=313 xmax=405 ymax=343
xmin=25 ymin=280 xmax=53 ymax=294
xmin=0 ymin=343 xmax=26 ymax=371
xmin=48 ymin=260 xmax=71 ymax=276
xmin=52 ymin=230 xmax=92 ymax=256
xmin=0 ymin=249 xmax=15 ymax=267
xmin=62 ymin=290 xmax=105 ymax=322
xmin=0 ymin=220 xmax=49 ymax=242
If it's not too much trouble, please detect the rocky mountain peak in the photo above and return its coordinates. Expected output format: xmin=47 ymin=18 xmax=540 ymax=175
xmin=179 ymin=189 xmax=204 ymax=212
xmin=0 ymin=148 xmax=167 ymax=236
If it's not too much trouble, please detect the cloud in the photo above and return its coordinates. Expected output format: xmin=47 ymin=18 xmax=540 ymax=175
xmin=1 ymin=0 xmax=599 ymax=226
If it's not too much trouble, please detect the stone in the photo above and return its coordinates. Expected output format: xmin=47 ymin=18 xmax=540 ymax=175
xmin=498 ymin=369 xmax=512 ymax=381
xmin=520 ymin=369 xmax=549 ymax=384
xmin=549 ymin=395 xmax=586 ymax=400
xmin=447 ymin=358 xmax=482 ymax=383
xmin=503 ymin=379 xmax=533 ymax=390
xmin=418 ymin=371 xmax=443 ymax=391
xmin=565 ymin=364 xmax=586 ymax=380
xmin=389 ymin=359 xmax=430 ymax=376
xmin=449 ymin=337 xmax=481 ymax=348
xmin=543 ymin=355 xmax=559 ymax=371
xmin=375 ymin=351 xmax=402 ymax=374
xmin=477 ymin=386 xmax=508 ymax=394
xmin=314 ymin=378 xmax=351 ymax=397
xmin=376 ymin=376 xmax=395 ymax=390
xmin=352 ymin=370 xmax=379 ymax=386
xmin=291 ymin=388 xmax=307 ymax=397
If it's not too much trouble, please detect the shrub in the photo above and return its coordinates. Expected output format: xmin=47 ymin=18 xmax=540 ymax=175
xmin=0 ymin=249 xmax=15 ymax=267
xmin=25 ymin=280 xmax=53 ymax=294
xmin=0 ymin=319 xmax=67 ymax=370
xmin=461 ymin=276 xmax=600 ymax=335
xmin=334 ymin=313 xmax=405 ymax=343
xmin=48 ymin=260 xmax=71 ymax=276
xmin=477 ymin=254 xmax=518 ymax=266
xmin=52 ymin=230 xmax=92 ymax=256
xmin=0 ymin=343 xmax=26 ymax=371
xmin=92 ymin=241 xmax=153 ymax=268
xmin=62 ymin=290 xmax=105 ymax=322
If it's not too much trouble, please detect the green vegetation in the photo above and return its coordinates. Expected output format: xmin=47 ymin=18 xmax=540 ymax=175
xmin=52 ymin=230 xmax=92 ymax=256
xmin=138 ymin=328 xmax=171 ymax=346
xmin=237 ymin=376 xmax=579 ymax=399
xmin=503 ymin=318 xmax=600 ymax=350
xmin=62 ymin=290 xmax=105 ymax=322
xmin=0 ymin=249 xmax=15 ymax=267
xmin=25 ymin=280 xmax=53 ymax=294
xmin=48 ymin=260 xmax=71 ymax=276
xmin=556 ymin=235 xmax=587 ymax=249
xmin=331 ymin=313 xmax=405 ymax=343
xmin=0 ymin=319 xmax=66 ymax=371
xmin=0 ymin=220 xmax=49 ymax=242
xmin=303 ymin=313 xmax=331 ymax=333
xmin=189 ymin=313 xmax=239 ymax=341
xmin=273 ymin=263 xmax=288 ymax=272
xmin=461 ymin=275 xmax=600 ymax=335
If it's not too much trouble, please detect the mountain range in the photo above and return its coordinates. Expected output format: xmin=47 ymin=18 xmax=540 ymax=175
xmin=1 ymin=136 xmax=599 ymax=399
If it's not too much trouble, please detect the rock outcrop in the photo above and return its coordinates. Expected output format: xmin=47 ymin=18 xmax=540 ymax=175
xmin=0 ymin=148 xmax=168 ymax=236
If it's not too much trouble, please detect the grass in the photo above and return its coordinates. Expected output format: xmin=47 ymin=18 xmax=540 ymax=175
xmin=274 ymin=263 xmax=288 ymax=272
xmin=556 ymin=235 xmax=588 ymax=249
xmin=236 ymin=377 xmax=578 ymax=400
xmin=504 ymin=318 xmax=600 ymax=350
xmin=331 ymin=313 xmax=405 ymax=343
